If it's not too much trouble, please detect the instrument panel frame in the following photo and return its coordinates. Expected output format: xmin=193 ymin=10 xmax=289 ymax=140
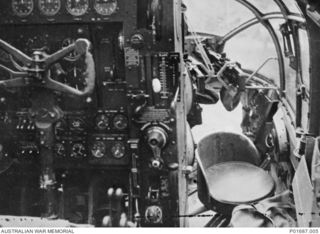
xmin=0 ymin=0 xmax=126 ymax=25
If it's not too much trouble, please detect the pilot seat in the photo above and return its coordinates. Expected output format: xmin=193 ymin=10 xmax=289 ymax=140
xmin=197 ymin=132 xmax=275 ymax=217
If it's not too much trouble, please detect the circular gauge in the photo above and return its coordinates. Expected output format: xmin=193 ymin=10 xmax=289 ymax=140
xmin=12 ymin=0 xmax=34 ymax=17
xmin=111 ymin=142 xmax=125 ymax=159
xmin=54 ymin=143 xmax=66 ymax=157
xmin=69 ymin=118 xmax=86 ymax=132
xmin=95 ymin=114 xmax=109 ymax=130
xmin=71 ymin=143 xmax=86 ymax=158
xmin=113 ymin=114 xmax=128 ymax=131
xmin=94 ymin=0 xmax=118 ymax=16
xmin=91 ymin=141 xmax=106 ymax=158
xmin=38 ymin=0 xmax=61 ymax=16
xmin=66 ymin=0 xmax=89 ymax=17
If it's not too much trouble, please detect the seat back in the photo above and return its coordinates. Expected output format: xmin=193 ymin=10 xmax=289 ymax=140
xmin=197 ymin=132 xmax=262 ymax=214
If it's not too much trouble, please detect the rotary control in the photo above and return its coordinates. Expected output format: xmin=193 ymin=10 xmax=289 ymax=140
xmin=145 ymin=126 xmax=168 ymax=169
xmin=145 ymin=205 xmax=163 ymax=224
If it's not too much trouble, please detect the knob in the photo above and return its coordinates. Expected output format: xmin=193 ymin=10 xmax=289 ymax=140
xmin=145 ymin=205 xmax=163 ymax=224
xmin=145 ymin=126 xmax=168 ymax=169
xmin=146 ymin=126 xmax=168 ymax=149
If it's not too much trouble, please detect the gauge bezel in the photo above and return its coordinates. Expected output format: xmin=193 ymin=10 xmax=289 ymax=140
xmin=12 ymin=0 xmax=34 ymax=17
xmin=95 ymin=114 xmax=110 ymax=130
xmin=112 ymin=114 xmax=128 ymax=131
xmin=38 ymin=0 xmax=61 ymax=17
xmin=111 ymin=142 xmax=126 ymax=159
xmin=66 ymin=0 xmax=89 ymax=17
xmin=91 ymin=141 xmax=106 ymax=158
xmin=94 ymin=0 xmax=118 ymax=16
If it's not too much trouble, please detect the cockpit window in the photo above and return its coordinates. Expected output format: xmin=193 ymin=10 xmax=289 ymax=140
xmin=223 ymin=24 xmax=280 ymax=86
xmin=246 ymin=0 xmax=280 ymax=13
xmin=184 ymin=0 xmax=254 ymax=36
xmin=281 ymin=0 xmax=302 ymax=14
xmin=299 ymin=28 xmax=310 ymax=90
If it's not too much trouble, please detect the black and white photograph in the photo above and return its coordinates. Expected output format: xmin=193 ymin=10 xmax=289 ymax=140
xmin=0 ymin=0 xmax=317 ymax=230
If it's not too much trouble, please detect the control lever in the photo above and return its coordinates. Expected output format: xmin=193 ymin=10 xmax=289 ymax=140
xmin=0 ymin=38 xmax=95 ymax=96
xmin=102 ymin=188 xmax=124 ymax=227
xmin=145 ymin=126 xmax=168 ymax=169
xmin=128 ymin=93 xmax=149 ymax=116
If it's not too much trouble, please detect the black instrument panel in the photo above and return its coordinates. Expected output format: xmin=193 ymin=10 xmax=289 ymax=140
xmin=0 ymin=8 xmax=132 ymax=167
xmin=0 ymin=0 xmax=125 ymax=24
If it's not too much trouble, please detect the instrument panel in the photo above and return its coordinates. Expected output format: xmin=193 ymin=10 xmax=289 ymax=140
xmin=0 ymin=18 xmax=131 ymax=167
xmin=1 ymin=0 xmax=122 ymax=24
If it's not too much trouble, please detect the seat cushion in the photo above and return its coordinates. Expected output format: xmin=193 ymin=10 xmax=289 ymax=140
xmin=205 ymin=161 xmax=275 ymax=204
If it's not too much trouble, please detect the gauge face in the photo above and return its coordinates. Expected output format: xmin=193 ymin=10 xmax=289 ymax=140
xmin=38 ymin=0 xmax=61 ymax=16
xmin=66 ymin=0 xmax=89 ymax=16
xmin=113 ymin=114 xmax=128 ymax=130
xmin=95 ymin=114 xmax=109 ymax=130
xmin=111 ymin=142 xmax=125 ymax=159
xmin=69 ymin=118 xmax=86 ymax=132
xmin=94 ymin=0 xmax=118 ymax=16
xmin=91 ymin=141 xmax=106 ymax=158
xmin=12 ymin=0 xmax=34 ymax=17
xmin=54 ymin=143 xmax=66 ymax=157
xmin=71 ymin=143 xmax=86 ymax=158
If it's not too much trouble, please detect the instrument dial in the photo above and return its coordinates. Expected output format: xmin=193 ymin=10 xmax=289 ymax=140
xmin=94 ymin=0 xmax=118 ymax=16
xmin=95 ymin=114 xmax=109 ymax=130
xmin=54 ymin=143 xmax=66 ymax=157
xmin=38 ymin=0 xmax=61 ymax=16
xmin=66 ymin=0 xmax=89 ymax=17
xmin=113 ymin=114 xmax=128 ymax=131
xmin=69 ymin=118 xmax=86 ymax=132
xmin=111 ymin=142 xmax=125 ymax=159
xmin=91 ymin=141 xmax=106 ymax=158
xmin=71 ymin=143 xmax=86 ymax=158
xmin=12 ymin=0 xmax=34 ymax=17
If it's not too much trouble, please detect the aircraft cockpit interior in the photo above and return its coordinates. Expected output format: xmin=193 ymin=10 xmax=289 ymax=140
xmin=0 ymin=0 xmax=318 ymax=228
